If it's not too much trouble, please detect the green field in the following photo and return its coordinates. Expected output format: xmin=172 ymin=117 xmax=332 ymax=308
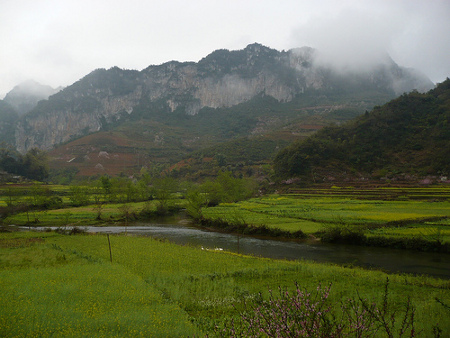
xmin=0 ymin=231 xmax=449 ymax=337
xmin=202 ymin=189 xmax=450 ymax=243
xmin=3 ymin=201 xmax=160 ymax=227
xmin=3 ymin=185 xmax=450 ymax=244
xmin=1 ymin=185 xmax=449 ymax=335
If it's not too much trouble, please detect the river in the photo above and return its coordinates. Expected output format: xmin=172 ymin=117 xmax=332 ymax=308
xmin=36 ymin=221 xmax=449 ymax=279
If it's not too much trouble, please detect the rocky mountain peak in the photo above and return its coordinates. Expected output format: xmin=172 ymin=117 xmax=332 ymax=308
xmin=6 ymin=43 xmax=436 ymax=153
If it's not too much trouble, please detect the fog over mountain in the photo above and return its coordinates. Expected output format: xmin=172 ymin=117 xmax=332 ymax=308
xmin=1 ymin=1 xmax=449 ymax=98
xmin=7 ymin=43 xmax=434 ymax=154
xmin=3 ymin=80 xmax=61 ymax=115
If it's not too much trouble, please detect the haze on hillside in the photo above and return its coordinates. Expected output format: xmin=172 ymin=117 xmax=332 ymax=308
xmin=3 ymin=80 xmax=61 ymax=115
xmin=1 ymin=0 xmax=449 ymax=98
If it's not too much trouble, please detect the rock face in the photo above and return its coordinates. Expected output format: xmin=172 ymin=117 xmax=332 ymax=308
xmin=13 ymin=43 xmax=434 ymax=153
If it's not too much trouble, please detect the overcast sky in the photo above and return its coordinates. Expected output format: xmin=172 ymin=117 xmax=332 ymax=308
xmin=1 ymin=0 xmax=449 ymax=98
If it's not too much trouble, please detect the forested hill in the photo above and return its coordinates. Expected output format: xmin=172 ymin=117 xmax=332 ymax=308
xmin=274 ymin=79 xmax=450 ymax=181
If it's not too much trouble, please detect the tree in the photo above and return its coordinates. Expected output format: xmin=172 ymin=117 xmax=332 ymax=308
xmin=153 ymin=176 xmax=178 ymax=215
xmin=119 ymin=204 xmax=133 ymax=232
xmin=0 ymin=145 xmax=21 ymax=174
xmin=202 ymin=171 xmax=256 ymax=206
xmin=100 ymin=176 xmax=112 ymax=201
xmin=93 ymin=202 xmax=104 ymax=221
xmin=185 ymin=188 xmax=207 ymax=220
xmin=21 ymin=148 xmax=49 ymax=181
xmin=69 ymin=185 xmax=91 ymax=206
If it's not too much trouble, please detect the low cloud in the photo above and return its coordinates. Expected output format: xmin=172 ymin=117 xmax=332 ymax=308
xmin=290 ymin=1 xmax=450 ymax=81
xmin=1 ymin=0 xmax=449 ymax=98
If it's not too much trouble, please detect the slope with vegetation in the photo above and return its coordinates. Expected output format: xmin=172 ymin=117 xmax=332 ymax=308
xmin=0 ymin=43 xmax=433 ymax=181
xmin=274 ymin=79 xmax=450 ymax=182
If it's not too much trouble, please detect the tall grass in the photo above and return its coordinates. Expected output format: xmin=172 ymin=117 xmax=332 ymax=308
xmin=38 ymin=233 xmax=450 ymax=335
xmin=1 ymin=222 xmax=449 ymax=335
xmin=0 ymin=232 xmax=200 ymax=337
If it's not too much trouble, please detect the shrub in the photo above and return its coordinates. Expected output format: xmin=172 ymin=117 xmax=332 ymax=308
xmin=217 ymin=279 xmax=433 ymax=337
xmin=320 ymin=224 xmax=366 ymax=245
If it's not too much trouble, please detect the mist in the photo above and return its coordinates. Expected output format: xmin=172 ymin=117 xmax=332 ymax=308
xmin=290 ymin=1 xmax=450 ymax=78
xmin=1 ymin=0 xmax=449 ymax=98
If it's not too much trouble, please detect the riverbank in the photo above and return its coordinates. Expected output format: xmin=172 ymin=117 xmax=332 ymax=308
xmin=8 ymin=222 xmax=449 ymax=279
xmin=200 ymin=189 xmax=450 ymax=253
xmin=1 ymin=231 xmax=448 ymax=336
xmin=3 ymin=186 xmax=449 ymax=254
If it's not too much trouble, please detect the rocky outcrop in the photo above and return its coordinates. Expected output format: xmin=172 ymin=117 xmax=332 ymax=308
xmin=13 ymin=43 xmax=435 ymax=152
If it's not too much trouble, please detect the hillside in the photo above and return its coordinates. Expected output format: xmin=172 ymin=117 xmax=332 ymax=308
xmin=47 ymin=93 xmax=387 ymax=179
xmin=273 ymin=79 xmax=450 ymax=183
xmin=0 ymin=43 xmax=435 ymax=180
xmin=12 ymin=43 xmax=433 ymax=154
xmin=0 ymin=101 xmax=19 ymax=145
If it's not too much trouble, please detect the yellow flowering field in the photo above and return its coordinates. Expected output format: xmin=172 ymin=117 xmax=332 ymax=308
xmin=1 ymin=231 xmax=449 ymax=336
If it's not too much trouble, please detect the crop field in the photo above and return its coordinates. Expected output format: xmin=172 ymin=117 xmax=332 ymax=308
xmin=3 ymin=201 xmax=160 ymax=227
xmin=0 ymin=232 xmax=199 ymax=337
xmin=202 ymin=188 xmax=450 ymax=243
xmin=0 ymin=231 xmax=449 ymax=336
xmin=0 ymin=184 xmax=449 ymax=335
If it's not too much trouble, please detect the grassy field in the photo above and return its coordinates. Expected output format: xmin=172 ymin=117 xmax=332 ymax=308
xmin=3 ymin=201 xmax=160 ymax=227
xmin=201 ymin=188 xmax=450 ymax=243
xmin=0 ymin=231 xmax=449 ymax=336
xmin=1 ymin=185 xmax=449 ymax=335
xmin=2 ymin=185 xmax=449 ymax=244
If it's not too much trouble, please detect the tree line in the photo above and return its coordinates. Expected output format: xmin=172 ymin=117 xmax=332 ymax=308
xmin=0 ymin=146 xmax=49 ymax=181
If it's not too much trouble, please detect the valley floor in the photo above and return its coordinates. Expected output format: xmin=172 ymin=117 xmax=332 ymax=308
xmin=0 ymin=231 xmax=449 ymax=336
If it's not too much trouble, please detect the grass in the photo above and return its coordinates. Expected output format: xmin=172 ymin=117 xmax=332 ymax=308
xmin=0 ymin=185 xmax=449 ymax=334
xmin=0 ymin=232 xmax=200 ymax=337
xmin=367 ymin=219 xmax=450 ymax=242
xmin=1 ymin=231 xmax=449 ymax=336
xmin=2 ymin=200 xmax=170 ymax=227
xmin=201 ymin=191 xmax=450 ymax=244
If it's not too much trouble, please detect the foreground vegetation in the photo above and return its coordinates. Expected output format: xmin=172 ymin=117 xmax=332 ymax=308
xmin=0 ymin=231 xmax=449 ymax=337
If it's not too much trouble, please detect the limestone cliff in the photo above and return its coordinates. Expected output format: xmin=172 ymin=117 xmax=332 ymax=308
xmin=14 ymin=43 xmax=434 ymax=152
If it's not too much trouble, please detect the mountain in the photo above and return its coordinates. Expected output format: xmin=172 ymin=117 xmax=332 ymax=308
xmin=273 ymin=79 xmax=450 ymax=182
xmin=13 ymin=43 xmax=433 ymax=155
xmin=0 ymin=100 xmax=19 ymax=145
xmin=3 ymin=80 xmax=61 ymax=116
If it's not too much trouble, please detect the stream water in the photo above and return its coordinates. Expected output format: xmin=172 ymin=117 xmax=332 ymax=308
xmin=39 ymin=222 xmax=450 ymax=279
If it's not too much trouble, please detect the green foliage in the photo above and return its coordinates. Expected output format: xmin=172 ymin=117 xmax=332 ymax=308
xmin=69 ymin=185 xmax=91 ymax=206
xmin=201 ymin=171 xmax=257 ymax=206
xmin=153 ymin=176 xmax=178 ymax=215
xmin=100 ymin=175 xmax=112 ymax=196
xmin=185 ymin=188 xmax=207 ymax=220
xmin=48 ymin=167 xmax=79 ymax=184
xmin=274 ymin=79 xmax=450 ymax=179
xmin=201 ymin=188 xmax=450 ymax=250
xmin=0 ymin=101 xmax=19 ymax=145
xmin=21 ymin=148 xmax=49 ymax=181
xmin=0 ymin=147 xmax=49 ymax=181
